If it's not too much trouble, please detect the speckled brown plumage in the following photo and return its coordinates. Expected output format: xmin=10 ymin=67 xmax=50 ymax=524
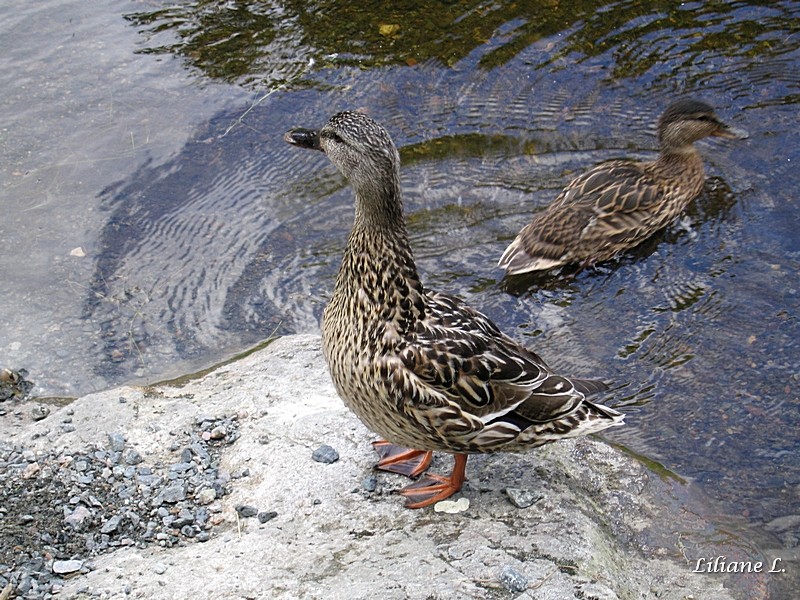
xmin=499 ymin=99 xmax=748 ymax=275
xmin=285 ymin=111 xmax=623 ymax=508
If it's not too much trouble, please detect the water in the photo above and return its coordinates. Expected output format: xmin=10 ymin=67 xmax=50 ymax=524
xmin=1 ymin=0 xmax=798 ymax=595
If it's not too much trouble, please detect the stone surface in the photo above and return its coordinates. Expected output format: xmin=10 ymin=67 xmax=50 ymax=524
xmin=0 ymin=335 xmax=776 ymax=599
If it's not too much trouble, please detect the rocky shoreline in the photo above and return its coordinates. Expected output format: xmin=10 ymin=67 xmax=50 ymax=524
xmin=0 ymin=335 xmax=773 ymax=599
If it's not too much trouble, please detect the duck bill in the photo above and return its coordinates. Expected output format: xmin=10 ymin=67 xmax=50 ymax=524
xmin=713 ymin=124 xmax=749 ymax=140
xmin=284 ymin=127 xmax=322 ymax=150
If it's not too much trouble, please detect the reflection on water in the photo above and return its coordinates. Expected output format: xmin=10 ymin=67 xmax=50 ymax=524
xmin=2 ymin=0 xmax=800 ymax=595
xmin=125 ymin=0 xmax=799 ymax=95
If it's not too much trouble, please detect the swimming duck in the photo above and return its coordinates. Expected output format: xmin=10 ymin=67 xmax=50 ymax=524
xmin=498 ymin=99 xmax=748 ymax=275
xmin=285 ymin=111 xmax=623 ymax=508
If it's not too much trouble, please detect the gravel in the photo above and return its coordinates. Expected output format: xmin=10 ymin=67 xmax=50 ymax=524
xmin=0 ymin=413 xmax=241 ymax=598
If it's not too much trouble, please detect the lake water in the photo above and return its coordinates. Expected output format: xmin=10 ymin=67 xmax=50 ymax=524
xmin=1 ymin=0 xmax=798 ymax=595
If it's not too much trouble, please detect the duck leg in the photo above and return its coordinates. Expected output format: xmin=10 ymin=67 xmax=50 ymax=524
xmin=398 ymin=454 xmax=468 ymax=509
xmin=372 ymin=440 xmax=433 ymax=478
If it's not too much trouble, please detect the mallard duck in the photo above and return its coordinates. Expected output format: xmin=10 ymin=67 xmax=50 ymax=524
xmin=285 ymin=111 xmax=623 ymax=508
xmin=498 ymin=99 xmax=748 ymax=275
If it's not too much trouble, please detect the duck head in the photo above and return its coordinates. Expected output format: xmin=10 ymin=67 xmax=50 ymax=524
xmin=658 ymin=99 xmax=749 ymax=150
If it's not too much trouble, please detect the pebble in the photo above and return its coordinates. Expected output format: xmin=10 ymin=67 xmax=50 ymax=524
xmin=52 ymin=560 xmax=83 ymax=575
xmin=312 ymin=444 xmax=339 ymax=464
xmin=236 ymin=505 xmax=259 ymax=518
xmin=22 ymin=462 xmax=40 ymax=479
xmin=505 ymin=487 xmax=543 ymax=509
xmin=257 ymin=511 xmax=278 ymax=524
xmin=499 ymin=565 xmax=528 ymax=593
xmin=196 ymin=488 xmax=217 ymax=505
xmin=100 ymin=514 xmax=123 ymax=534
xmin=107 ymin=432 xmax=126 ymax=452
xmin=124 ymin=449 xmax=144 ymax=465
xmin=64 ymin=505 xmax=93 ymax=530
xmin=210 ymin=426 xmax=227 ymax=440
xmin=361 ymin=474 xmax=378 ymax=492
xmin=31 ymin=406 xmax=50 ymax=421
xmin=160 ymin=483 xmax=187 ymax=503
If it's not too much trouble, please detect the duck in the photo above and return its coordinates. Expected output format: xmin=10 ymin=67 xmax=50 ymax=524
xmin=284 ymin=111 xmax=623 ymax=508
xmin=498 ymin=99 xmax=748 ymax=275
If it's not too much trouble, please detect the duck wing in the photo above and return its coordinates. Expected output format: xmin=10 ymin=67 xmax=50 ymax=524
xmin=569 ymin=162 xmax=666 ymax=246
xmin=393 ymin=290 xmax=595 ymax=430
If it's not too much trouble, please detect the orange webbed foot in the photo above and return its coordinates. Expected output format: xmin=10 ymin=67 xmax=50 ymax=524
xmin=372 ymin=440 xmax=432 ymax=478
xmin=397 ymin=454 xmax=468 ymax=509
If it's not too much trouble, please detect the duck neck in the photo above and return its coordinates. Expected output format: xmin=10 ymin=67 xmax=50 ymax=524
xmin=353 ymin=176 xmax=406 ymax=232
xmin=654 ymin=144 xmax=705 ymax=182
xmin=333 ymin=180 xmax=425 ymax=331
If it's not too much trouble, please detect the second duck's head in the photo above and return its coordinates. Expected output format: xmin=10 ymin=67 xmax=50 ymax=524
xmin=285 ymin=111 xmax=401 ymax=202
xmin=657 ymin=99 xmax=748 ymax=151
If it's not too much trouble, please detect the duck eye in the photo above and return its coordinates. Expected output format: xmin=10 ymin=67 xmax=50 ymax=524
xmin=324 ymin=132 xmax=344 ymax=144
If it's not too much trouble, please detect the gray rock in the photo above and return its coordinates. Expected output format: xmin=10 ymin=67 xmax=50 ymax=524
xmin=160 ymin=483 xmax=187 ymax=503
xmin=16 ymin=574 xmax=32 ymax=594
xmin=499 ymin=565 xmax=527 ymax=593
xmin=31 ymin=406 xmax=50 ymax=421
xmin=235 ymin=505 xmax=258 ymax=518
xmin=169 ymin=461 xmax=194 ymax=474
xmin=64 ymin=505 xmax=93 ymax=530
xmin=189 ymin=443 xmax=211 ymax=463
xmin=0 ymin=335 xmax=748 ymax=600
xmin=312 ymin=444 xmax=339 ymax=464
xmin=100 ymin=514 xmax=123 ymax=534
xmin=124 ymin=449 xmax=143 ymax=465
xmin=173 ymin=508 xmax=194 ymax=527
xmin=257 ymin=511 xmax=278 ymax=524
xmin=361 ymin=474 xmax=378 ymax=492
xmin=505 ymin=487 xmax=543 ymax=509
xmin=107 ymin=433 xmax=126 ymax=452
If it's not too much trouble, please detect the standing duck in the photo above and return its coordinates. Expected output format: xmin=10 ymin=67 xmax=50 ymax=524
xmin=285 ymin=111 xmax=623 ymax=508
xmin=498 ymin=99 xmax=748 ymax=275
